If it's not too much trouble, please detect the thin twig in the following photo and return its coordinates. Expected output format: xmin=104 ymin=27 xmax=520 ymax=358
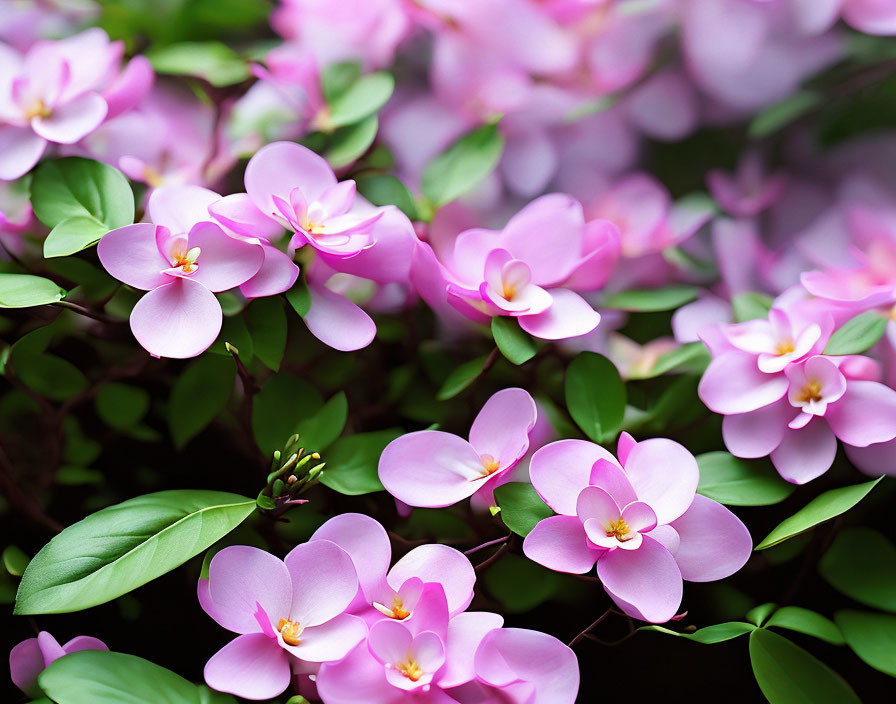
xmin=569 ymin=608 xmax=613 ymax=647
xmin=464 ymin=534 xmax=510 ymax=556
xmin=473 ymin=538 xmax=512 ymax=572
xmin=52 ymin=300 xmax=119 ymax=324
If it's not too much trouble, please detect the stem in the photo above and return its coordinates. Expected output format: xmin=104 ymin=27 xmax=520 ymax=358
xmin=52 ymin=300 xmax=119 ymax=324
xmin=568 ymin=608 xmax=613 ymax=647
xmin=473 ymin=538 xmax=512 ymax=572
xmin=464 ymin=534 xmax=510 ymax=556
xmin=0 ymin=445 xmax=63 ymax=533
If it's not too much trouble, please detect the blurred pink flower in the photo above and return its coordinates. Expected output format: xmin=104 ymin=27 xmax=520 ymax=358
xmin=10 ymin=631 xmax=107 ymax=698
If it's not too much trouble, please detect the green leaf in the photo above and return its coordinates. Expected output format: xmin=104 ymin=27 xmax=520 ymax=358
xmin=748 ymin=628 xmax=860 ymax=704
xmin=494 ymin=482 xmax=553 ymax=536
xmin=14 ymin=490 xmax=255 ymax=614
xmin=31 ymin=158 xmax=134 ymax=234
xmin=421 ymin=123 xmax=505 ymax=208
xmin=43 ymin=216 xmax=110 ymax=258
xmin=148 ymin=41 xmax=250 ymax=86
xmin=565 ymin=352 xmax=626 ymax=443
xmin=696 ymin=451 xmax=795 ymax=506
xmin=14 ymin=353 xmax=88 ymax=401
xmin=295 ymin=392 xmax=348 ymax=452
xmin=321 ymin=61 xmax=362 ymax=103
xmin=835 ymin=610 xmax=896 ymax=678
xmin=356 ymin=174 xmax=418 ymax=220
xmin=326 ymin=115 xmax=379 ymax=168
xmin=642 ymin=622 xmax=755 ymax=644
xmin=491 ymin=317 xmax=537 ymax=365
xmin=320 ymin=429 xmax=401 ymax=495
xmin=169 ymin=355 xmax=234 ymax=449
xmin=95 ymin=383 xmax=150 ymax=431
xmin=755 ymin=478 xmax=881 ymax=550
xmin=766 ymin=606 xmax=845 ymax=645
xmin=327 ymin=72 xmax=394 ymax=128
xmin=732 ymin=292 xmax=774 ymax=323
xmin=0 ymin=274 xmax=66 ymax=308
xmin=285 ymin=277 xmax=311 ymax=317
xmin=246 ymin=297 xmax=287 ymax=371
xmin=601 ymin=285 xmax=699 ymax=312
xmin=819 ymin=527 xmax=896 ymax=612
xmin=747 ymin=602 xmax=778 ymax=627
xmin=483 ymin=553 xmax=560 ymax=612
xmin=39 ymin=650 xmax=236 ymax=703
xmin=251 ymin=374 xmax=323 ymax=455
xmin=824 ymin=311 xmax=889 ymax=356
xmin=629 ymin=342 xmax=710 ymax=379
xmin=3 ymin=544 xmax=30 ymax=576
xmin=436 ymin=355 xmax=488 ymax=401
xmin=748 ymin=90 xmax=821 ymax=139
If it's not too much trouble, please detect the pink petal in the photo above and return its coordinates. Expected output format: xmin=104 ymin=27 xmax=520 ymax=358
xmin=596 ymin=535 xmax=683 ymax=623
xmin=102 ymin=55 xmax=154 ymax=120
xmin=97 ymin=223 xmax=170 ymax=290
xmin=31 ymin=92 xmax=107 ymax=144
xmin=576 ymin=485 xmax=620 ymax=525
xmin=468 ymin=387 xmax=537 ymax=469
xmin=617 ymin=432 xmax=637 ymax=465
xmin=670 ymin=494 xmax=752 ymax=582
xmin=827 ymin=380 xmax=896 ymax=448
xmin=129 ymin=278 xmax=222 ymax=359
xmin=560 ymin=218 xmax=620 ymax=292
xmin=721 ymin=399 xmax=792 ymax=458
xmin=647 ymin=525 xmax=681 ymax=555
xmin=61 ymin=636 xmax=108 ymax=655
xmin=498 ymin=193 xmax=585 ymax=286
xmin=10 ymin=637 xmax=45 ymax=696
xmin=0 ymin=125 xmax=47 ymax=180
xmin=186 ymin=222 xmax=264 ymax=292
xmin=438 ymin=611 xmax=504 ymax=688
xmin=770 ymin=418 xmax=837 ymax=484
xmin=845 ymin=438 xmax=896 ymax=478
xmin=474 ymin=628 xmax=580 ymax=704
xmin=843 ymin=0 xmax=896 ymax=35
xmin=282 ymin=613 xmax=367 ymax=663
xmin=523 ymin=515 xmax=601 ymax=574
xmin=316 ymin=643 xmax=395 ymax=704
xmin=589 ymin=458 xmax=638 ymax=508
xmin=310 ymin=513 xmax=391 ymax=603
xmin=284 ymin=540 xmax=359 ymax=627
xmin=245 ymin=141 xmax=336 ymax=218
xmin=623 ymin=438 xmax=699 ymax=524
xmin=529 ymin=439 xmax=622 ymax=515
xmin=698 ymin=351 xmax=789 ymax=415
xmin=672 ymin=295 xmax=731 ymax=344
xmin=206 ymin=546 xmax=292 ymax=635
xmin=208 ymin=193 xmax=285 ymax=242
xmin=148 ymin=185 xmax=222 ymax=236
xmin=240 ymin=244 xmax=299 ymax=298
xmin=316 ymin=180 xmax=357 ymax=218
xmin=304 ymin=283 xmax=376 ymax=352
xmin=388 ymin=544 xmax=475 ymax=616
xmin=379 ymin=430 xmax=487 ymax=508
xmin=518 ymin=288 xmax=601 ymax=340
xmin=367 ymin=618 xmax=412 ymax=666
xmin=621 ymin=501 xmax=658 ymax=533
xmin=204 ymin=633 xmax=292 ymax=701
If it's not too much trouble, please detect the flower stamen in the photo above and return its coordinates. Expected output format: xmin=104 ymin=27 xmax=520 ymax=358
xmin=277 ymin=618 xmax=304 ymax=646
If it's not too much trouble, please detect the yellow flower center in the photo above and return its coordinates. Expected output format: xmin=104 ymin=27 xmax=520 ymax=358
xmin=775 ymin=340 xmax=795 ymax=356
xmin=796 ymin=381 xmax=823 ymax=404
xmin=277 ymin=618 xmax=304 ymax=646
xmin=396 ymin=658 xmax=424 ymax=682
xmin=479 ymin=454 xmax=501 ymax=477
xmin=24 ymin=99 xmax=52 ymax=120
xmin=605 ymin=517 xmax=631 ymax=542
xmin=172 ymin=246 xmax=201 ymax=273
xmin=373 ymin=595 xmax=411 ymax=620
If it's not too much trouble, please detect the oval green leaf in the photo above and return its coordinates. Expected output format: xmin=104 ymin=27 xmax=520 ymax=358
xmin=642 ymin=622 xmax=755 ymax=644
xmin=819 ymin=526 xmax=896 ymax=612
xmin=492 ymin=316 xmax=537 ymax=365
xmin=494 ymin=482 xmax=553 ymax=537
xmin=748 ymin=628 xmax=860 ymax=704
xmin=169 ymin=355 xmax=234 ymax=449
xmin=39 ymin=650 xmax=236 ymax=704
xmin=148 ymin=41 xmax=250 ymax=86
xmin=320 ymin=429 xmax=401 ymax=495
xmin=437 ymin=355 xmax=488 ymax=401
xmin=565 ymin=351 xmax=626 ymax=443
xmin=0 ymin=274 xmax=66 ymax=308
xmin=835 ymin=609 xmax=896 ymax=678
xmin=14 ymin=490 xmax=256 ymax=614
xmin=327 ymin=72 xmax=394 ymax=128
xmin=696 ymin=451 xmax=795 ymax=506
xmin=755 ymin=477 xmax=881 ymax=550
xmin=766 ymin=606 xmax=845 ymax=645
xmin=421 ymin=123 xmax=505 ymax=208
xmin=824 ymin=311 xmax=889 ymax=356
xmin=601 ymin=285 xmax=699 ymax=312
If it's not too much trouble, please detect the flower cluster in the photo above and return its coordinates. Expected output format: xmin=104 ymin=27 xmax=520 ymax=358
xmin=199 ymin=513 xmax=578 ymax=703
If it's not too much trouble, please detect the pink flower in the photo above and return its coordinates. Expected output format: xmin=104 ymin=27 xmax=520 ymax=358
xmin=523 ymin=434 xmax=752 ymax=623
xmin=378 ymin=388 xmax=538 ymax=508
xmin=97 ymin=187 xmax=267 ymax=358
xmin=698 ymin=306 xmax=831 ymax=415
xmin=242 ymin=141 xmax=383 ymax=258
xmin=0 ymin=28 xmax=152 ymax=180
xmin=311 ymin=512 xmax=476 ymax=621
xmin=415 ymin=194 xmax=618 ymax=340
xmin=707 ymin=152 xmax=787 ymax=218
xmin=198 ymin=542 xmax=367 ymax=701
xmin=10 ymin=631 xmax=107 ymax=697
xmin=722 ymin=355 xmax=896 ymax=483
